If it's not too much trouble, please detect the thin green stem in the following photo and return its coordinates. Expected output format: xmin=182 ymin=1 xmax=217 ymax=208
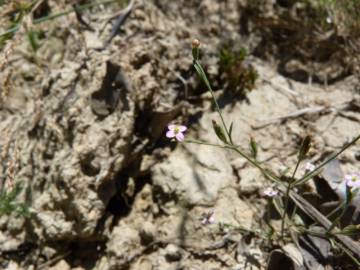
xmin=35 ymin=0 xmax=117 ymax=24
xmin=296 ymin=226 xmax=328 ymax=238
xmin=0 ymin=0 xmax=118 ymax=37
xmin=328 ymin=187 xmax=352 ymax=233
xmin=0 ymin=25 xmax=20 ymax=37
xmin=231 ymin=147 xmax=281 ymax=184
xmin=184 ymin=139 xmax=282 ymax=185
xmin=290 ymin=205 xmax=298 ymax=222
xmin=185 ymin=139 xmax=233 ymax=149
xmin=280 ymin=157 xmax=302 ymax=239
xmin=280 ymin=187 xmax=290 ymax=240
xmin=193 ymin=60 xmax=230 ymax=140
xmin=326 ymin=201 xmax=346 ymax=220
xmin=294 ymin=134 xmax=360 ymax=186
xmin=265 ymin=198 xmax=276 ymax=242
xmin=333 ymin=239 xmax=360 ymax=267
xmin=291 ymin=158 xmax=301 ymax=180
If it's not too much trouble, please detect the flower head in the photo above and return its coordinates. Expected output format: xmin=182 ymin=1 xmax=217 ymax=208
xmin=305 ymin=162 xmax=315 ymax=172
xmin=192 ymin=39 xmax=200 ymax=49
xmin=201 ymin=210 xmax=215 ymax=225
xmin=345 ymin=173 xmax=360 ymax=188
xmin=263 ymin=187 xmax=279 ymax=197
xmin=166 ymin=124 xmax=187 ymax=142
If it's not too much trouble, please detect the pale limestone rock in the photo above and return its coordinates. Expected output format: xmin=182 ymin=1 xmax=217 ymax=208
xmin=48 ymin=260 xmax=70 ymax=270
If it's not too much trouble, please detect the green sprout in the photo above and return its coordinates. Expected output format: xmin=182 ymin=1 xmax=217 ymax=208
xmin=0 ymin=183 xmax=29 ymax=217
xmin=219 ymin=45 xmax=258 ymax=96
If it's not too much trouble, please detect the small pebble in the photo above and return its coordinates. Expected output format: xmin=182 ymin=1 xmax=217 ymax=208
xmin=165 ymin=244 xmax=182 ymax=262
xmin=139 ymin=221 xmax=156 ymax=245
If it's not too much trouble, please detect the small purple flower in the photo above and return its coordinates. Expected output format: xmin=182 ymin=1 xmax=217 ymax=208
xmin=305 ymin=162 xmax=315 ymax=172
xmin=166 ymin=124 xmax=187 ymax=142
xmin=201 ymin=210 xmax=215 ymax=225
xmin=345 ymin=173 xmax=360 ymax=188
xmin=263 ymin=187 xmax=279 ymax=197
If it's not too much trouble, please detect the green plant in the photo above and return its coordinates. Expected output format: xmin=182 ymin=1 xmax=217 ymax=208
xmin=218 ymin=45 xmax=258 ymax=97
xmin=0 ymin=144 xmax=29 ymax=217
xmin=171 ymin=39 xmax=360 ymax=267
xmin=0 ymin=0 xmax=120 ymax=42
xmin=0 ymin=183 xmax=29 ymax=217
xmin=26 ymin=28 xmax=44 ymax=53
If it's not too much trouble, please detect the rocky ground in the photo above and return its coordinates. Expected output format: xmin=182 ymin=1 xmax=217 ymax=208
xmin=0 ymin=0 xmax=359 ymax=269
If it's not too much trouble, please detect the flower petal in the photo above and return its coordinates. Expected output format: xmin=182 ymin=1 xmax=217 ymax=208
xmin=345 ymin=174 xmax=353 ymax=182
xmin=208 ymin=215 xmax=215 ymax=224
xmin=305 ymin=162 xmax=315 ymax=171
xmin=178 ymin=125 xmax=187 ymax=132
xmin=175 ymin=132 xmax=185 ymax=142
xmin=263 ymin=187 xmax=278 ymax=197
xmin=354 ymin=182 xmax=360 ymax=188
xmin=166 ymin=130 xmax=175 ymax=138
xmin=347 ymin=178 xmax=360 ymax=188
xmin=347 ymin=180 xmax=356 ymax=187
xmin=168 ymin=124 xmax=176 ymax=131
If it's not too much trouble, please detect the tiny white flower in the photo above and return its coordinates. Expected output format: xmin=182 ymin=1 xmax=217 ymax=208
xmin=345 ymin=173 xmax=360 ymax=188
xmin=305 ymin=162 xmax=315 ymax=172
xmin=263 ymin=187 xmax=279 ymax=197
xmin=200 ymin=210 xmax=215 ymax=225
xmin=166 ymin=124 xmax=187 ymax=142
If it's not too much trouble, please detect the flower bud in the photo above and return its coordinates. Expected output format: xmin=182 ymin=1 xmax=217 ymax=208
xmin=192 ymin=39 xmax=200 ymax=48
xmin=192 ymin=39 xmax=201 ymax=61
xmin=298 ymin=135 xmax=311 ymax=160
xmin=212 ymin=120 xmax=228 ymax=144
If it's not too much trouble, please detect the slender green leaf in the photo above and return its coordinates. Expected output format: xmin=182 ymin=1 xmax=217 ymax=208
xmin=212 ymin=120 xmax=228 ymax=144
xmin=250 ymin=137 xmax=258 ymax=159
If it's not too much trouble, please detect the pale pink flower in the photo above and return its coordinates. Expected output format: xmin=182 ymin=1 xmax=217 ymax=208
xmin=345 ymin=173 xmax=360 ymax=188
xmin=305 ymin=162 xmax=316 ymax=172
xmin=263 ymin=187 xmax=279 ymax=197
xmin=201 ymin=210 xmax=215 ymax=225
xmin=166 ymin=124 xmax=187 ymax=142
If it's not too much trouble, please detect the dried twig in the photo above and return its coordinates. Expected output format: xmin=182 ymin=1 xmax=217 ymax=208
xmin=252 ymin=101 xmax=351 ymax=129
xmin=37 ymin=251 xmax=71 ymax=270
xmin=102 ymin=0 xmax=135 ymax=48
xmin=262 ymin=78 xmax=299 ymax=97
xmin=4 ymin=140 xmax=19 ymax=192
xmin=72 ymin=2 xmax=94 ymax=30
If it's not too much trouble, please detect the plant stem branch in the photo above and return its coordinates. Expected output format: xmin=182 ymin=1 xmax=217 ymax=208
xmin=193 ymin=60 xmax=229 ymax=139
xmin=0 ymin=0 xmax=118 ymax=37
xmin=280 ymin=157 xmax=301 ymax=239
xmin=295 ymin=134 xmax=360 ymax=186
xmin=184 ymin=139 xmax=282 ymax=185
